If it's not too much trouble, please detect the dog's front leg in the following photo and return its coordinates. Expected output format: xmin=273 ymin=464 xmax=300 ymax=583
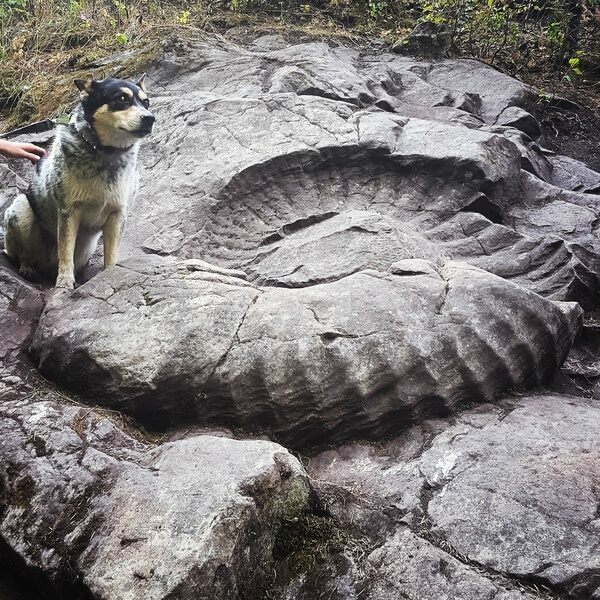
xmin=103 ymin=211 xmax=125 ymax=269
xmin=56 ymin=207 xmax=81 ymax=289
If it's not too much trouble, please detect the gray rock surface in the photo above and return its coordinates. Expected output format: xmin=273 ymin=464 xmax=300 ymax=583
xmin=307 ymin=394 xmax=600 ymax=599
xmin=32 ymin=254 xmax=581 ymax=446
xmin=0 ymin=396 xmax=310 ymax=599
xmin=364 ymin=528 xmax=537 ymax=600
xmin=0 ymin=262 xmax=44 ymax=398
xmin=0 ymin=259 xmax=312 ymax=600
xmin=117 ymin=37 xmax=600 ymax=307
xmin=548 ymin=154 xmax=600 ymax=193
xmin=1 ymin=32 xmax=600 ymax=600
xmin=495 ymin=106 xmax=543 ymax=141
xmin=421 ymin=397 xmax=600 ymax=594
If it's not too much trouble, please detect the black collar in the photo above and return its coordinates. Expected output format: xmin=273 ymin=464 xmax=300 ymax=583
xmin=72 ymin=117 xmax=134 ymax=154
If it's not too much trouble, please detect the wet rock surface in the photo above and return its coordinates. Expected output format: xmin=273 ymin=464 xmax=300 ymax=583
xmin=1 ymin=33 xmax=600 ymax=599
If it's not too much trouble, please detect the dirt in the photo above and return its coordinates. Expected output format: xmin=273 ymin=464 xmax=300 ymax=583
xmin=526 ymin=93 xmax=600 ymax=173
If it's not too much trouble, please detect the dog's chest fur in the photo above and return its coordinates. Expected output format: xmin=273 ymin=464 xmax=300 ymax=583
xmin=30 ymin=122 xmax=139 ymax=233
xmin=61 ymin=152 xmax=138 ymax=230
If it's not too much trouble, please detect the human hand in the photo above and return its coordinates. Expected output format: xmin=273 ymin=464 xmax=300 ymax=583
xmin=0 ymin=139 xmax=47 ymax=164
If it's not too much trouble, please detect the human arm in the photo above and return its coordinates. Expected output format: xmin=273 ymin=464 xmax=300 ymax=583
xmin=0 ymin=139 xmax=46 ymax=163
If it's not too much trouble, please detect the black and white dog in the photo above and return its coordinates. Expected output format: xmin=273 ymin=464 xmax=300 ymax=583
xmin=3 ymin=75 xmax=154 ymax=288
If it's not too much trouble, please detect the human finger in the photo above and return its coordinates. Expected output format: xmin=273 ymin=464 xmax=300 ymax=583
xmin=19 ymin=150 xmax=43 ymax=163
xmin=19 ymin=143 xmax=46 ymax=158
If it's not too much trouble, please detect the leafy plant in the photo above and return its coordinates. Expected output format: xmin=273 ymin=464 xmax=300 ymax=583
xmin=569 ymin=54 xmax=583 ymax=75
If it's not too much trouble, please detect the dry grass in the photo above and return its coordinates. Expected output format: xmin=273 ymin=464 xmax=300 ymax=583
xmin=1 ymin=0 xmax=599 ymax=132
xmin=0 ymin=1 xmax=211 ymax=129
xmin=0 ymin=0 xmax=183 ymax=129
xmin=0 ymin=1 xmax=365 ymax=131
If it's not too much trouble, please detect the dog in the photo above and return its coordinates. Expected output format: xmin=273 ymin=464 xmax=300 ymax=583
xmin=3 ymin=75 xmax=154 ymax=288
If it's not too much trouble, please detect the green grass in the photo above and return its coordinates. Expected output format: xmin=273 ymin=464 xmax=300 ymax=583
xmin=0 ymin=0 xmax=598 ymax=131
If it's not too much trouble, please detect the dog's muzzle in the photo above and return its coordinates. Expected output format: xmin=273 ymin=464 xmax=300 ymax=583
xmin=132 ymin=112 xmax=155 ymax=136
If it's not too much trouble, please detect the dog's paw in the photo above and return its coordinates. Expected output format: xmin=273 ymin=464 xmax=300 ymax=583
xmin=55 ymin=274 xmax=75 ymax=289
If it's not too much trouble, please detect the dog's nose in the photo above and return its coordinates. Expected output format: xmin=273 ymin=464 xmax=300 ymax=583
xmin=141 ymin=114 xmax=155 ymax=126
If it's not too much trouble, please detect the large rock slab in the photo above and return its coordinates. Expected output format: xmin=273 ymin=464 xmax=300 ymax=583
xmin=150 ymin=37 xmax=531 ymax=121
xmin=0 ymin=397 xmax=310 ymax=600
xmin=120 ymin=37 xmax=600 ymax=306
xmin=420 ymin=395 xmax=600 ymax=596
xmin=364 ymin=528 xmax=538 ymax=600
xmin=548 ymin=154 xmax=600 ymax=193
xmin=308 ymin=394 xmax=600 ymax=599
xmin=32 ymin=255 xmax=581 ymax=447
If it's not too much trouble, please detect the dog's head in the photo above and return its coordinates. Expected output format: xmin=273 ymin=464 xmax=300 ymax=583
xmin=74 ymin=75 xmax=155 ymax=148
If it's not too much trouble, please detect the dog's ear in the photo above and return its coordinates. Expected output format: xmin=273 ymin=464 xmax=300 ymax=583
xmin=74 ymin=78 xmax=98 ymax=100
xmin=135 ymin=73 xmax=148 ymax=93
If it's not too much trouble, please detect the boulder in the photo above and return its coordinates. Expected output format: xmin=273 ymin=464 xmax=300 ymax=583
xmin=495 ymin=106 xmax=543 ymax=141
xmin=32 ymin=255 xmax=581 ymax=447
xmin=0 ymin=235 xmax=312 ymax=599
xmin=308 ymin=394 xmax=600 ymax=599
xmin=548 ymin=154 xmax=600 ymax=193
xmin=0 ymin=397 xmax=310 ymax=600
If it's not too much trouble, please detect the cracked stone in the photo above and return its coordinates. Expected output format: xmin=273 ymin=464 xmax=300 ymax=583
xmin=0 ymin=397 xmax=310 ymax=600
xmin=32 ymin=255 xmax=581 ymax=448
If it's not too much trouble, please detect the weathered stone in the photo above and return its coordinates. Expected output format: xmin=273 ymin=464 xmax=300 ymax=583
xmin=0 ymin=397 xmax=310 ymax=600
xmin=495 ymin=106 xmax=543 ymax=141
xmin=548 ymin=154 xmax=600 ymax=193
xmin=148 ymin=37 xmax=531 ymax=121
xmin=115 ymin=38 xmax=600 ymax=306
xmin=0 ymin=219 xmax=312 ymax=599
xmin=421 ymin=395 xmax=600 ymax=597
xmin=0 ymin=263 xmax=44 ymax=399
xmin=32 ymin=255 xmax=581 ymax=447
xmin=4 ymin=37 xmax=597 ymax=305
xmin=364 ymin=528 xmax=537 ymax=600
xmin=308 ymin=394 xmax=600 ymax=599
xmin=424 ymin=59 xmax=532 ymax=122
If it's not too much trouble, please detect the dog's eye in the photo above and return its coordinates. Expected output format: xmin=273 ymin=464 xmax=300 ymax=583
xmin=116 ymin=94 xmax=128 ymax=103
xmin=142 ymin=98 xmax=150 ymax=108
